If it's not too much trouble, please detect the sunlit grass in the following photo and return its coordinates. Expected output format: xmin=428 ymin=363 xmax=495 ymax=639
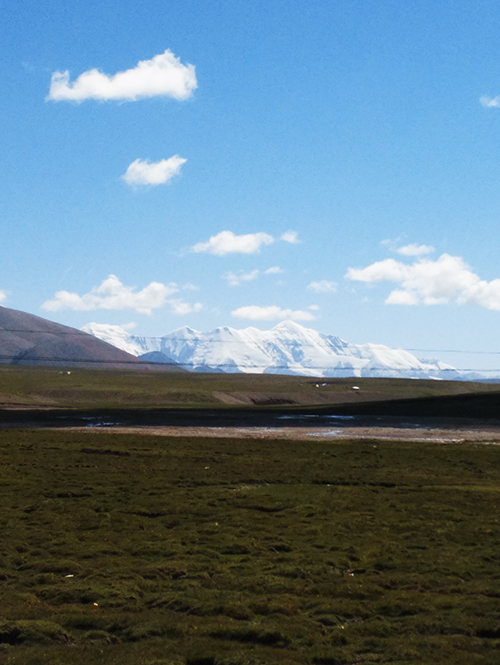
xmin=0 ymin=364 xmax=497 ymax=410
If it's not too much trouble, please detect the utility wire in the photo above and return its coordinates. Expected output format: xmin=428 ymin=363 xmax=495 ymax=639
xmin=1 ymin=330 xmax=500 ymax=372
xmin=0 ymin=329 xmax=88 ymax=335
xmin=2 ymin=328 xmax=500 ymax=357
xmin=1 ymin=355 xmax=500 ymax=373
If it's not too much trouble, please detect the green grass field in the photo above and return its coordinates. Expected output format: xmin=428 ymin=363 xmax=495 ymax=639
xmin=1 ymin=365 xmax=499 ymax=410
xmin=2 ymin=427 xmax=500 ymax=664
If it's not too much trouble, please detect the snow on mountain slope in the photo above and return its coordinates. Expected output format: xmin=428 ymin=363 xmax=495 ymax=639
xmin=81 ymin=323 xmax=149 ymax=357
xmin=82 ymin=320 xmax=460 ymax=379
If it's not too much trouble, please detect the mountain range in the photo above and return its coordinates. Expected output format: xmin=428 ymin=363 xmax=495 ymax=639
xmin=82 ymin=320 xmax=463 ymax=380
xmin=0 ymin=304 xmax=481 ymax=380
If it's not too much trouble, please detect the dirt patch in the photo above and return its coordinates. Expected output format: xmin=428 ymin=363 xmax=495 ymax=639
xmin=212 ymin=391 xmax=253 ymax=405
xmin=61 ymin=423 xmax=500 ymax=444
xmin=213 ymin=391 xmax=298 ymax=406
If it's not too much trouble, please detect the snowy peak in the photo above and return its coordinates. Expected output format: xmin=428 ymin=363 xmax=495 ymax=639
xmin=81 ymin=323 xmax=145 ymax=357
xmin=272 ymin=320 xmax=309 ymax=334
xmin=82 ymin=320 xmax=461 ymax=379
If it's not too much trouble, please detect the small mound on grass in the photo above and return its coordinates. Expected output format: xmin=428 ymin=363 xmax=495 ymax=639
xmin=0 ymin=620 xmax=72 ymax=646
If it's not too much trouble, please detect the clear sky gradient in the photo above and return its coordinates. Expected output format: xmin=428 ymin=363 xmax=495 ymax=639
xmin=3 ymin=0 xmax=500 ymax=371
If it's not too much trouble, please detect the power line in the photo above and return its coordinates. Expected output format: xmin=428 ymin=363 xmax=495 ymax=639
xmin=0 ymin=329 xmax=88 ymax=335
xmin=3 ymin=328 xmax=500 ymax=357
xmin=1 ymin=355 xmax=500 ymax=373
xmin=2 ymin=330 xmax=500 ymax=372
xmin=406 ymin=349 xmax=500 ymax=355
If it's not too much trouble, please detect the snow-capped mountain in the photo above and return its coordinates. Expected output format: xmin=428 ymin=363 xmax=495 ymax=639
xmin=81 ymin=320 xmax=460 ymax=379
xmin=81 ymin=323 xmax=158 ymax=357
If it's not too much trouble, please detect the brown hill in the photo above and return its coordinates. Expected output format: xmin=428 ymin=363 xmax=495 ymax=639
xmin=0 ymin=305 xmax=182 ymax=369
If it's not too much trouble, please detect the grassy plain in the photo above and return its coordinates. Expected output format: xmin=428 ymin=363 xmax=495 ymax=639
xmin=1 ymin=365 xmax=500 ymax=412
xmin=2 ymin=427 xmax=500 ymax=664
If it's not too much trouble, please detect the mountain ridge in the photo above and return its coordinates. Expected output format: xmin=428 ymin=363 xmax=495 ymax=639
xmin=0 ymin=305 xmax=181 ymax=369
xmin=82 ymin=320 xmax=463 ymax=379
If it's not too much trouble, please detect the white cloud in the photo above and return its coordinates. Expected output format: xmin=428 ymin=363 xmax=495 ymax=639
xmin=347 ymin=258 xmax=407 ymax=284
xmin=192 ymin=230 xmax=300 ymax=255
xmin=382 ymin=238 xmax=435 ymax=256
xmin=169 ymin=299 xmax=203 ymax=315
xmin=223 ymin=269 xmax=260 ymax=287
xmin=396 ymin=243 xmax=434 ymax=257
xmin=0 ymin=290 xmax=6 ymax=303
xmin=480 ymin=96 xmax=500 ymax=108
xmin=281 ymin=230 xmax=300 ymax=244
xmin=223 ymin=266 xmax=283 ymax=287
xmin=307 ymin=280 xmax=337 ymax=293
xmin=346 ymin=253 xmax=500 ymax=309
xmin=231 ymin=305 xmax=316 ymax=321
xmin=192 ymin=231 xmax=274 ymax=255
xmin=308 ymin=304 xmax=320 ymax=311
xmin=41 ymin=275 xmax=177 ymax=315
xmin=47 ymin=49 xmax=197 ymax=102
xmin=122 ymin=156 xmax=186 ymax=186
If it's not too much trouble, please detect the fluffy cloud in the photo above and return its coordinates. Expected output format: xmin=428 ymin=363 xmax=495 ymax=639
xmin=307 ymin=280 xmax=337 ymax=293
xmin=169 ymin=299 xmax=203 ymax=315
xmin=192 ymin=231 xmax=274 ymax=255
xmin=0 ymin=290 xmax=6 ymax=303
xmin=480 ymin=96 xmax=500 ymax=108
xmin=192 ymin=230 xmax=301 ymax=255
xmin=231 ymin=305 xmax=316 ymax=321
xmin=223 ymin=266 xmax=283 ymax=287
xmin=346 ymin=253 xmax=500 ymax=309
xmin=41 ymin=275 xmax=178 ymax=315
xmin=382 ymin=239 xmax=435 ymax=256
xmin=223 ymin=269 xmax=260 ymax=287
xmin=122 ymin=156 xmax=186 ymax=186
xmin=281 ymin=230 xmax=300 ymax=244
xmin=396 ymin=243 xmax=434 ymax=257
xmin=47 ymin=49 xmax=197 ymax=102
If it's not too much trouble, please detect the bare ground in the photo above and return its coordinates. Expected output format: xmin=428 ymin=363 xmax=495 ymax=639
xmin=63 ymin=421 xmax=500 ymax=444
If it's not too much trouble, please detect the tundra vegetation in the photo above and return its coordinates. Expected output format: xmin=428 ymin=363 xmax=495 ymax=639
xmin=0 ymin=365 xmax=499 ymax=411
xmin=2 ymin=367 xmax=500 ymax=664
xmin=2 ymin=425 xmax=500 ymax=664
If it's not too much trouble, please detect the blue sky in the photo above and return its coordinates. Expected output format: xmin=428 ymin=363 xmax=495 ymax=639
xmin=3 ymin=0 xmax=500 ymax=371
